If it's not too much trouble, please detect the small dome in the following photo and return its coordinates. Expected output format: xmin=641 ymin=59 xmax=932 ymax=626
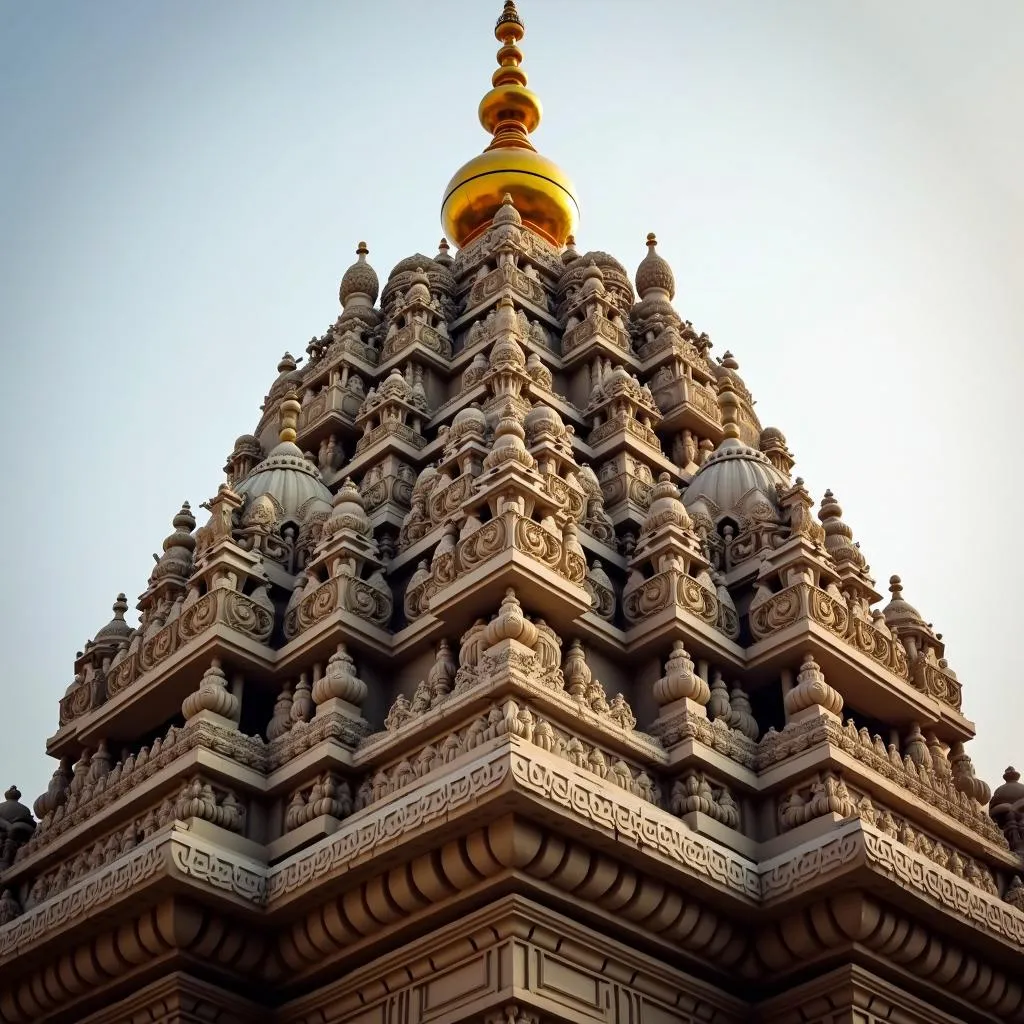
xmin=644 ymin=473 xmax=692 ymax=532
xmin=760 ymin=426 xmax=786 ymax=447
xmin=557 ymin=250 xmax=633 ymax=302
xmin=452 ymin=404 xmax=488 ymax=433
xmin=435 ymin=238 xmax=453 ymax=267
xmin=266 ymin=352 xmax=306 ymax=401
xmin=388 ymin=253 xmax=437 ymax=281
xmin=683 ymin=440 xmax=785 ymax=524
xmin=406 ymin=266 xmax=432 ymax=303
xmin=233 ymin=434 xmax=263 ymax=457
xmin=236 ymin=395 xmax=333 ymax=530
xmin=523 ymin=403 xmax=563 ymax=442
xmin=322 ymin=478 xmax=371 ymax=539
xmin=95 ymin=594 xmax=132 ymax=642
xmin=493 ymin=193 xmax=523 ymax=227
xmin=883 ymin=576 xmax=927 ymax=630
xmin=340 ymin=242 xmax=379 ymax=307
xmin=382 ymin=255 xmax=455 ymax=307
xmin=635 ymin=233 xmax=675 ymax=300
xmin=0 ymin=787 xmax=32 ymax=827
xmin=236 ymin=446 xmax=333 ymax=528
xmin=992 ymin=767 xmax=1024 ymax=809
xmin=581 ymin=261 xmax=605 ymax=295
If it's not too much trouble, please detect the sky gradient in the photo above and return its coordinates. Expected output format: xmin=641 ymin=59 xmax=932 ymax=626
xmin=1 ymin=0 xmax=1021 ymax=804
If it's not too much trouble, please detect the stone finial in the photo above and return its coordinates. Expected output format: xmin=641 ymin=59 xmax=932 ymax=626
xmin=708 ymin=670 xmax=731 ymax=721
xmin=635 ymin=232 xmax=675 ymax=301
xmin=903 ymin=722 xmax=930 ymax=767
xmin=427 ymin=640 xmax=456 ymax=701
xmin=339 ymin=241 xmax=379 ymax=309
xmin=182 ymin=658 xmax=239 ymax=722
xmin=653 ymin=641 xmax=710 ymax=707
xmin=484 ymin=589 xmax=538 ymax=648
xmin=716 ymin=375 xmax=741 ymax=441
xmin=278 ymin=390 xmax=302 ymax=445
xmin=94 ymin=593 xmax=132 ymax=643
xmin=33 ymin=759 xmax=71 ymax=820
xmin=563 ymin=639 xmax=592 ymax=700
xmin=784 ymin=653 xmax=843 ymax=718
xmin=266 ymin=682 xmax=294 ymax=741
xmin=312 ymin=645 xmax=367 ymax=708
xmin=949 ymin=741 xmax=992 ymax=805
xmin=818 ymin=490 xmax=865 ymax=568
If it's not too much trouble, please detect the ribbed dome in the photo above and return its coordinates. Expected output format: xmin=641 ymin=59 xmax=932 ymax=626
xmin=883 ymin=575 xmax=927 ymax=629
xmin=340 ymin=242 xmax=379 ymax=307
xmin=236 ymin=441 xmax=333 ymax=527
xmin=94 ymin=594 xmax=132 ymax=642
xmin=388 ymin=254 xmax=437 ymax=280
xmin=635 ymin=233 xmax=675 ymax=300
xmin=683 ymin=439 xmax=784 ymax=522
xmin=558 ymin=250 xmax=633 ymax=300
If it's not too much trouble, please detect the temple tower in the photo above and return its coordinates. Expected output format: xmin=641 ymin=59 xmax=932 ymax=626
xmin=1 ymin=5 xmax=1022 ymax=1023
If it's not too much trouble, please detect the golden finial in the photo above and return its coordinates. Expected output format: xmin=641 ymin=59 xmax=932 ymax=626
xmin=279 ymin=390 xmax=301 ymax=444
xmin=441 ymin=1 xmax=579 ymax=248
xmin=480 ymin=1 xmax=540 ymax=152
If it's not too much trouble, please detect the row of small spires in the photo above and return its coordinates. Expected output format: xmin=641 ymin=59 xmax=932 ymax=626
xmin=338 ymin=195 xmax=676 ymax=311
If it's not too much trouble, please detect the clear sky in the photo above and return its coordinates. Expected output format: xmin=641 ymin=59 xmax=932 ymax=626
xmin=1 ymin=1 xmax=1021 ymax=805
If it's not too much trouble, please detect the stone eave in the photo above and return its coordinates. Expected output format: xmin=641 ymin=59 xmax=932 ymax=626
xmin=623 ymin=603 xmax=747 ymax=666
xmin=426 ymin=549 xmax=593 ymax=634
xmin=278 ymin=893 xmax=749 ymax=1024
xmin=744 ymin=617 xmax=976 ymax=741
xmin=755 ymin=736 xmax=1014 ymax=866
xmin=49 ymin=625 xmax=276 ymax=758
xmin=758 ymin=818 xmax=1024 ymax=958
xmin=3 ymin=744 xmax=1023 ymax=1018
xmin=2 ymin=742 xmax=266 ymax=886
xmin=274 ymin=606 xmax=394 ymax=669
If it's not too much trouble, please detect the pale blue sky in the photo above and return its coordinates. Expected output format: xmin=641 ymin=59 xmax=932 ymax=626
xmin=1 ymin=1 xmax=1021 ymax=803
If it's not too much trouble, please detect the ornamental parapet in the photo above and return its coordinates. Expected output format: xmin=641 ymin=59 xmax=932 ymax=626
xmin=14 ymin=719 xmax=268 ymax=871
xmin=406 ymin=511 xmax=587 ymax=625
xmin=60 ymin=588 xmax=274 ymax=727
xmin=468 ymin=263 xmax=550 ymax=310
xmin=750 ymin=581 xmax=917 ymax=686
xmin=773 ymin=769 xmax=1005 ymax=895
xmin=913 ymin=656 xmax=963 ymax=712
xmin=588 ymin=409 xmax=661 ymax=450
xmin=283 ymin=569 xmax=393 ymax=640
xmin=381 ymin=318 xmax=452 ymax=362
xmin=354 ymin=419 xmax=427 ymax=455
xmin=298 ymin=378 xmax=363 ymax=429
xmin=649 ymin=372 xmax=722 ymax=431
xmin=356 ymin=697 xmax=661 ymax=814
xmin=623 ymin=566 xmax=740 ymax=640
xmin=561 ymin=310 xmax=632 ymax=360
xmin=756 ymin=712 xmax=1006 ymax=847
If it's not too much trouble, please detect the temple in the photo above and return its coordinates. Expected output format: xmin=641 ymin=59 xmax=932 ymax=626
xmin=2 ymin=4 xmax=1023 ymax=1022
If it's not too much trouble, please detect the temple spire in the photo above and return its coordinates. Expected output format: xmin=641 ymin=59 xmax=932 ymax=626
xmin=441 ymin=1 xmax=579 ymax=247
xmin=481 ymin=1 xmax=541 ymax=152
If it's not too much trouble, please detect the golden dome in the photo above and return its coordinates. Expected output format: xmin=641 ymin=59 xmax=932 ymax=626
xmin=441 ymin=2 xmax=579 ymax=248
